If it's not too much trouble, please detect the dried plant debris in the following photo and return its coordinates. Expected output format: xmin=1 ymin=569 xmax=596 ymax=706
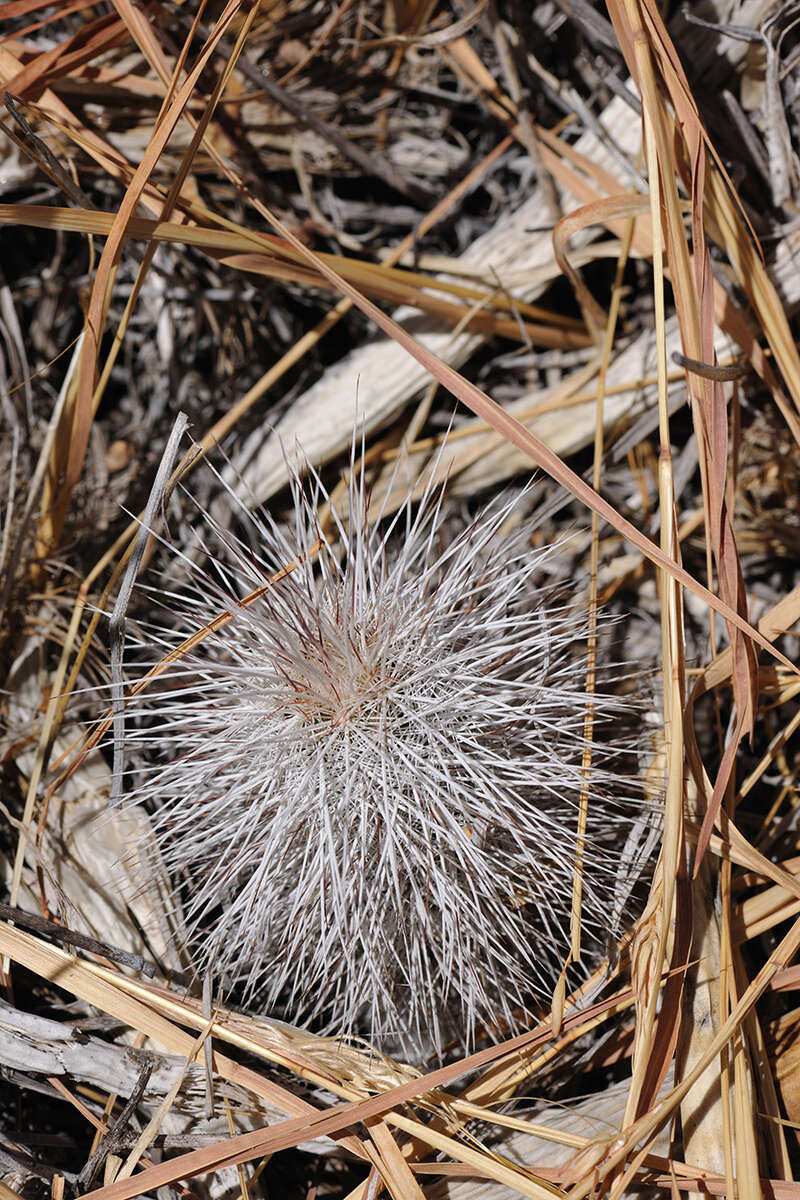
xmin=1 ymin=0 xmax=800 ymax=1195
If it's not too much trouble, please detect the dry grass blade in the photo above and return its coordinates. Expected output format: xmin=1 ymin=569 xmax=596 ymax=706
xmin=566 ymin=906 xmax=800 ymax=1198
xmin=0 ymin=922 xmax=369 ymax=1157
xmin=617 ymin=0 xmax=758 ymax=869
xmin=4 ymin=11 xmax=129 ymax=95
xmin=232 ymin=193 xmax=796 ymax=675
xmin=0 ymin=920 xmax=609 ymax=1198
xmin=599 ymin=0 xmax=771 ymax=1186
xmin=0 ymin=204 xmax=584 ymax=343
xmin=38 ymin=0 xmax=244 ymax=556
xmin=3 ymin=3 xmax=800 ymax=1195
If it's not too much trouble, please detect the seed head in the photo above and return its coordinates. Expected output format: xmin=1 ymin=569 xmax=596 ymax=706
xmin=119 ymin=450 xmax=651 ymax=1058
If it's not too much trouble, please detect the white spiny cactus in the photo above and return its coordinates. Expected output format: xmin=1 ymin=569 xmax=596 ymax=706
xmin=118 ymin=447 xmax=651 ymax=1058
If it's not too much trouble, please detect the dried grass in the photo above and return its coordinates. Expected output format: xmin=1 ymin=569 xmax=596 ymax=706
xmin=1 ymin=1 xmax=800 ymax=1197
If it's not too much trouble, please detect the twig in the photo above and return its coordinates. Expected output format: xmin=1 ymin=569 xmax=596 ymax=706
xmin=0 ymin=904 xmax=156 ymax=978
xmin=3 ymin=92 xmax=96 ymax=210
xmin=108 ymin=413 xmax=189 ymax=805
xmin=227 ymin=49 xmax=438 ymax=207
xmin=76 ymin=1061 xmax=153 ymax=1192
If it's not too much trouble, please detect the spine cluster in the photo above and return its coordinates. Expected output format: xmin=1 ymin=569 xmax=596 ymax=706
xmin=120 ymin=455 xmax=650 ymax=1058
